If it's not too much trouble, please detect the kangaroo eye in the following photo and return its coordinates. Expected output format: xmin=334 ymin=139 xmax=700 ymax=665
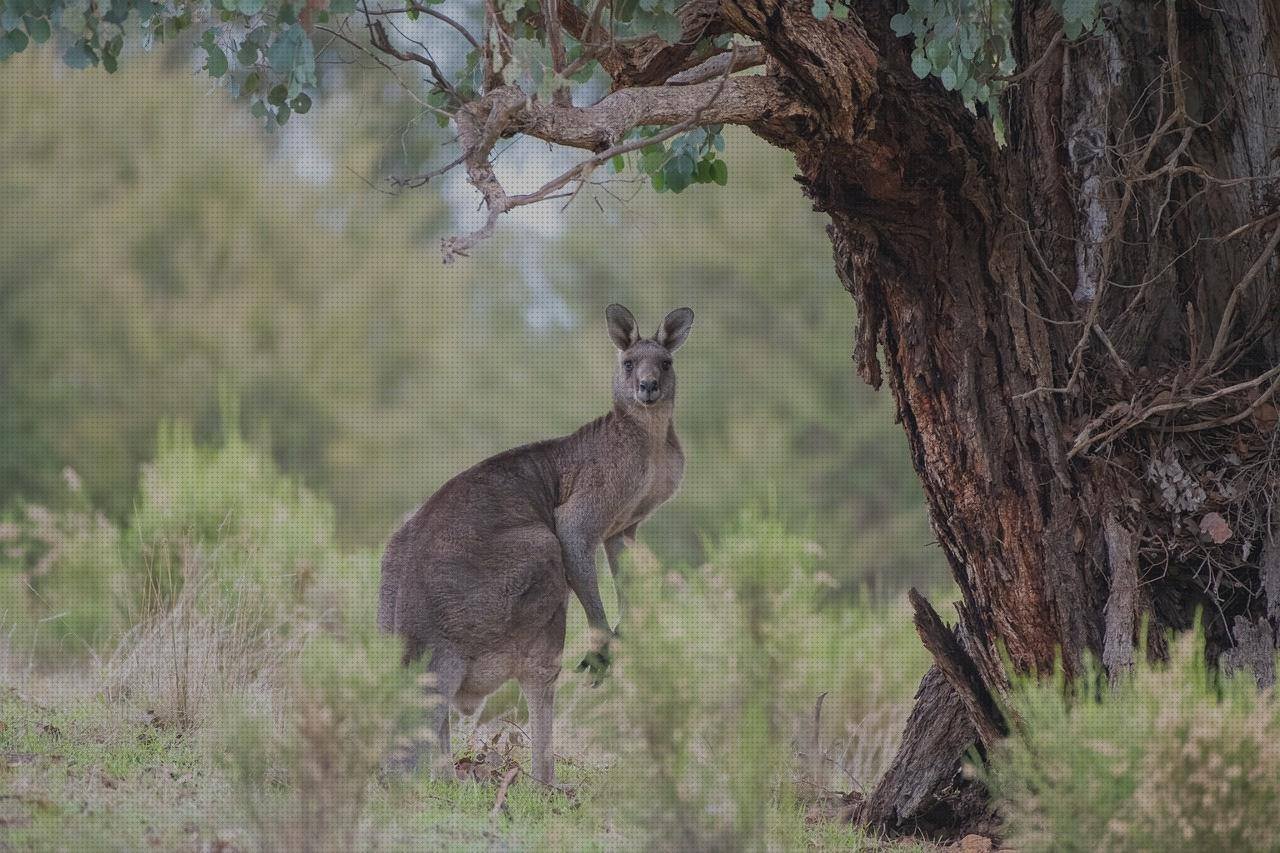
xmin=662 ymin=360 xmax=672 ymax=371
xmin=623 ymin=360 xmax=634 ymax=372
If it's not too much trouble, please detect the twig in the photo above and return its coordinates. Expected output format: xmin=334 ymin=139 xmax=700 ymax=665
xmin=390 ymin=148 xmax=471 ymax=189
xmin=364 ymin=3 xmax=480 ymax=49
xmin=1196 ymin=223 xmax=1280 ymax=381
xmin=489 ymin=765 xmax=521 ymax=819
xmin=362 ymin=2 xmax=459 ymax=99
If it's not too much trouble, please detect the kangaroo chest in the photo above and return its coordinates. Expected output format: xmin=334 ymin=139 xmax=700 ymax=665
xmin=613 ymin=440 xmax=684 ymax=536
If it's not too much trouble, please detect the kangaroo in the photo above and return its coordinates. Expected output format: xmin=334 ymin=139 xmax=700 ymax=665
xmin=378 ymin=304 xmax=694 ymax=784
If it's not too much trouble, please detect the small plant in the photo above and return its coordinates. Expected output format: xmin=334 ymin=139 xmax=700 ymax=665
xmin=213 ymin=626 xmax=417 ymax=853
xmin=985 ymin=620 xmax=1280 ymax=852
xmin=586 ymin=512 xmax=812 ymax=851
xmin=130 ymin=416 xmax=340 ymax=613
xmin=0 ymin=473 xmax=129 ymax=660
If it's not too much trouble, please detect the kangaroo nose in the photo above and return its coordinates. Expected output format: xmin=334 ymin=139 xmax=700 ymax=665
xmin=639 ymin=379 xmax=658 ymax=395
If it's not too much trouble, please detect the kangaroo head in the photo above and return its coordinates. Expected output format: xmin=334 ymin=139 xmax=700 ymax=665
xmin=606 ymin=304 xmax=694 ymax=410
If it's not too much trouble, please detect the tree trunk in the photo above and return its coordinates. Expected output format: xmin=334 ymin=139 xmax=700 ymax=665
xmin=733 ymin=0 xmax=1280 ymax=836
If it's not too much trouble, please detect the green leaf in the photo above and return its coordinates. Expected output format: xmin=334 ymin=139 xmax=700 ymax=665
xmin=830 ymin=2 xmax=848 ymax=20
xmin=939 ymin=66 xmax=956 ymax=90
xmin=243 ymin=70 xmax=261 ymax=93
xmin=4 ymin=27 xmax=28 ymax=52
xmin=25 ymin=16 xmax=50 ymax=43
xmin=203 ymin=40 xmax=229 ymax=78
xmin=275 ymin=103 xmax=291 ymax=124
xmin=63 ymin=39 xmax=95 ymax=68
xmin=267 ymin=83 xmax=288 ymax=106
xmin=640 ymin=146 xmax=666 ymax=175
xmin=237 ymin=41 xmax=258 ymax=65
xmin=711 ymin=158 xmax=728 ymax=186
xmin=250 ymin=99 xmax=268 ymax=117
xmin=611 ymin=154 xmax=625 ymax=173
xmin=810 ymin=0 xmax=829 ymax=19
xmin=634 ymin=8 xmax=680 ymax=43
xmin=329 ymin=0 xmax=355 ymax=13
xmin=910 ymin=50 xmax=930 ymax=79
xmin=289 ymin=92 xmax=311 ymax=114
xmin=0 ymin=3 xmax=22 ymax=30
xmin=889 ymin=12 xmax=913 ymax=37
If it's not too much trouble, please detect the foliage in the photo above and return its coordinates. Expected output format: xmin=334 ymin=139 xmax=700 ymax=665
xmin=129 ymin=406 xmax=341 ymax=608
xmin=986 ymin=622 xmax=1280 ymax=852
xmin=890 ymin=0 xmax=1014 ymax=107
xmin=626 ymin=124 xmax=730 ymax=195
xmin=0 ymin=476 xmax=130 ymax=659
xmin=582 ymin=511 xmax=938 ymax=849
xmin=212 ymin=626 xmax=417 ymax=852
xmin=0 ymin=0 xmax=1106 ymax=161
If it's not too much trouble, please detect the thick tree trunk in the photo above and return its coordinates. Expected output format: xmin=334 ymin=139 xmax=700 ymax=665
xmin=733 ymin=0 xmax=1280 ymax=836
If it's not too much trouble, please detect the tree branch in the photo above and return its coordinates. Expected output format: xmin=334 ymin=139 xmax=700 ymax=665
xmin=441 ymin=57 xmax=802 ymax=261
xmin=363 ymin=5 xmax=458 ymax=98
xmin=365 ymin=4 xmax=481 ymax=50
xmin=518 ymin=74 xmax=797 ymax=151
xmin=556 ymin=0 xmax=731 ymax=88
xmin=665 ymin=45 xmax=767 ymax=85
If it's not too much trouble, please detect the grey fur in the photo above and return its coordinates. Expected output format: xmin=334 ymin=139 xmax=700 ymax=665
xmin=379 ymin=304 xmax=694 ymax=784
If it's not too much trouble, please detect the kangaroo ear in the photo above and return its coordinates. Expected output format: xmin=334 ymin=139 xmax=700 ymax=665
xmin=606 ymin=304 xmax=641 ymax=351
xmin=654 ymin=307 xmax=694 ymax=352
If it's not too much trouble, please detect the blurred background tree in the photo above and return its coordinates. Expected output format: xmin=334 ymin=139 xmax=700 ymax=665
xmin=0 ymin=47 xmax=943 ymax=597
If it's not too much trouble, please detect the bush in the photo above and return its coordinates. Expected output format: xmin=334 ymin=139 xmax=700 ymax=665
xmin=130 ymin=416 xmax=340 ymax=612
xmin=212 ymin=626 xmax=417 ymax=852
xmin=0 ymin=475 xmax=130 ymax=660
xmin=582 ymin=510 xmax=934 ymax=850
xmin=986 ymin=622 xmax=1280 ymax=852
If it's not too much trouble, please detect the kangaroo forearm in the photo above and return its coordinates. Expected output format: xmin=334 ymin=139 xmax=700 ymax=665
xmin=564 ymin=546 xmax=609 ymax=632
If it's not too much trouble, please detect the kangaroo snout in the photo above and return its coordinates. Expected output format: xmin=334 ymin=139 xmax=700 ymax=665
xmin=637 ymin=376 xmax=661 ymax=403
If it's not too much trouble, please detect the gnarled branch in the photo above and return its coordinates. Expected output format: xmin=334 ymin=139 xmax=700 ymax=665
xmin=440 ymin=72 xmax=806 ymax=260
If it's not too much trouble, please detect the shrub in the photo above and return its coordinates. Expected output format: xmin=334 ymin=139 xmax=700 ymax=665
xmin=986 ymin=622 xmax=1280 ymax=852
xmin=130 ymin=417 xmax=340 ymax=612
xmin=580 ymin=510 xmax=932 ymax=850
xmin=212 ymin=625 xmax=417 ymax=852
xmin=0 ymin=475 xmax=130 ymax=660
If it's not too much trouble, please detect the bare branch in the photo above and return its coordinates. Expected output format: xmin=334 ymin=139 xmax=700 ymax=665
xmin=665 ymin=45 xmax=767 ymax=85
xmin=1197 ymin=222 xmax=1280 ymax=380
xmin=362 ymin=2 xmax=459 ymax=98
xmin=391 ymin=149 xmax=471 ymax=189
xmin=366 ymin=3 xmax=481 ymax=50
xmin=440 ymin=51 xmax=797 ymax=261
xmin=519 ymin=74 xmax=795 ymax=151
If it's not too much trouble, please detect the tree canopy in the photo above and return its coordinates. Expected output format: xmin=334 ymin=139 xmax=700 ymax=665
xmin=1 ymin=0 xmax=1100 ymax=257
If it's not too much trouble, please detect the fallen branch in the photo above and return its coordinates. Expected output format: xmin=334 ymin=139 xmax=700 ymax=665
xmin=490 ymin=765 xmax=521 ymax=819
